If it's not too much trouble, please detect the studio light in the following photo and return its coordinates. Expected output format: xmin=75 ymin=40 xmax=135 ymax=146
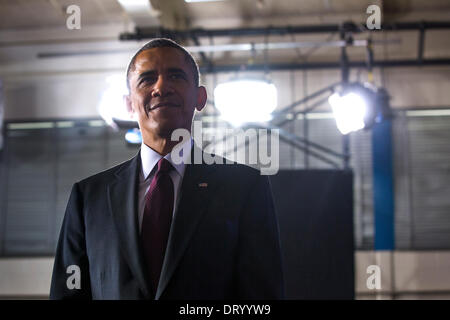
xmin=329 ymin=91 xmax=368 ymax=135
xmin=98 ymin=75 xmax=134 ymax=127
xmin=329 ymin=82 xmax=390 ymax=135
xmin=214 ymin=79 xmax=278 ymax=127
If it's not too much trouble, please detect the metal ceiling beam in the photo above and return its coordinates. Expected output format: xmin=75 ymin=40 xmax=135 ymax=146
xmin=185 ymin=39 xmax=398 ymax=53
xmin=199 ymin=58 xmax=450 ymax=73
xmin=119 ymin=21 xmax=450 ymax=40
xmin=36 ymin=39 xmax=398 ymax=59
xmin=418 ymin=24 xmax=426 ymax=64
xmin=188 ymin=34 xmax=212 ymax=67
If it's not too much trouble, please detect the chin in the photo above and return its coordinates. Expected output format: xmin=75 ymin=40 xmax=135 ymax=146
xmin=154 ymin=124 xmax=179 ymax=139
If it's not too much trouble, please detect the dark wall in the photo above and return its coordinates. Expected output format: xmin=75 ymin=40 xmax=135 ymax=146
xmin=269 ymin=169 xmax=354 ymax=299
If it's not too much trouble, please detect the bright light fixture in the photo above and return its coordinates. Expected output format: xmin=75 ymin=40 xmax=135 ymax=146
xmin=125 ymin=128 xmax=142 ymax=144
xmin=329 ymin=91 xmax=368 ymax=135
xmin=98 ymin=75 xmax=133 ymax=126
xmin=185 ymin=0 xmax=225 ymax=3
xmin=214 ymin=79 xmax=277 ymax=127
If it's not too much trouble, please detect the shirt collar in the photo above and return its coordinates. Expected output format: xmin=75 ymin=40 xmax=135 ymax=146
xmin=140 ymin=137 xmax=193 ymax=180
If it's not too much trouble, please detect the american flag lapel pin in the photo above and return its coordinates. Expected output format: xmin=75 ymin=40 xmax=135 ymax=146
xmin=198 ymin=182 xmax=208 ymax=188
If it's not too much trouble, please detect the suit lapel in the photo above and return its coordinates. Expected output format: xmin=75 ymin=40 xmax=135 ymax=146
xmin=107 ymin=152 xmax=151 ymax=298
xmin=155 ymin=146 xmax=217 ymax=299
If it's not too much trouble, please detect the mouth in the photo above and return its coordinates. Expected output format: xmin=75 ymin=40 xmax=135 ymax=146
xmin=149 ymin=102 xmax=180 ymax=111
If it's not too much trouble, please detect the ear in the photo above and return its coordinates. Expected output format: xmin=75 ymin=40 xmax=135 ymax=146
xmin=195 ymin=86 xmax=207 ymax=112
xmin=124 ymin=94 xmax=135 ymax=119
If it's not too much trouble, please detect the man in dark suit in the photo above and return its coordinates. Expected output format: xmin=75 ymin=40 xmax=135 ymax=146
xmin=50 ymin=38 xmax=284 ymax=299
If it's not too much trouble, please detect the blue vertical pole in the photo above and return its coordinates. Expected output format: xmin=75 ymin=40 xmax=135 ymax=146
xmin=372 ymin=119 xmax=395 ymax=250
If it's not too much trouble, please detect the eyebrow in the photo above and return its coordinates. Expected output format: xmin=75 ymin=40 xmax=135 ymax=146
xmin=137 ymin=68 xmax=189 ymax=82
xmin=167 ymin=68 xmax=188 ymax=77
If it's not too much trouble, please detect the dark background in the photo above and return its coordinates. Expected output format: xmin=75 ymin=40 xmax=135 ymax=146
xmin=270 ymin=170 xmax=354 ymax=299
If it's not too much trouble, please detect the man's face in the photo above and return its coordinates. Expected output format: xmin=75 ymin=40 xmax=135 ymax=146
xmin=126 ymin=47 xmax=206 ymax=141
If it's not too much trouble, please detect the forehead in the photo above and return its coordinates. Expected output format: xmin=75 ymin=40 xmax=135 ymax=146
xmin=132 ymin=47 xmax=192 ymax=76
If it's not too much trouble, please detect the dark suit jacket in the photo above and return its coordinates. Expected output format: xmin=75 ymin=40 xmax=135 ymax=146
xmin=50 ymin=147 xmax=284 ymax=299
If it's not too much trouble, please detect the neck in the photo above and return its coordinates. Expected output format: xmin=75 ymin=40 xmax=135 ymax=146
xmin=142 ymin=133 xmax=186 ymax=156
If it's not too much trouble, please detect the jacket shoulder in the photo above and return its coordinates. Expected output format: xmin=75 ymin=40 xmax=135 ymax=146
xmin=76 ymin=155 xmax=138 ymax=187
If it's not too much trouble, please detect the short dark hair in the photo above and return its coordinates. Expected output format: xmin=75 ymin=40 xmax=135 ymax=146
xmin=126 ymin=38 xmax=200 ymax=90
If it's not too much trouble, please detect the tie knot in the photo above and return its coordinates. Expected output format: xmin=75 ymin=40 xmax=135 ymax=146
xmin=157 ymin=158 xmax=173 ymax=174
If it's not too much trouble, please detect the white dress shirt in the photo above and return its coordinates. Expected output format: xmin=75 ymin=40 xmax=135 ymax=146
xmin=138 ymin=138 xmax=192 ymax=233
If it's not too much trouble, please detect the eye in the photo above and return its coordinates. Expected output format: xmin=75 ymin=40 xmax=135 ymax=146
xmin=138 ymin=76 xmax=157 ymax=87
xmin=169 ymin=73 xmax=186 ymax=80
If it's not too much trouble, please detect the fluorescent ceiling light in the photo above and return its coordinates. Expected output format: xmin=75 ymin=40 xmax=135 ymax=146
xmin=117 ymin=0 xmax=147 ymax=6
xmin=185 ymin=0 xmax=225 ymax=3
xmin=98 ymin=75 xmax=133 ymax=126
xmin=214 ymin=79 xmax=277 ymax=127
xmin=329 ymin=92 xmax=367 ymax=135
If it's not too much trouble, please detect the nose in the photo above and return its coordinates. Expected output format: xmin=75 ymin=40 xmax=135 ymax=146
xmin=151 ymin=75 xmax=173 ymax=98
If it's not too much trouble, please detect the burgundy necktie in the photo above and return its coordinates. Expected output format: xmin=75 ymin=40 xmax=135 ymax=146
xmin=141 ymin=157 xmax=174 ymax=297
